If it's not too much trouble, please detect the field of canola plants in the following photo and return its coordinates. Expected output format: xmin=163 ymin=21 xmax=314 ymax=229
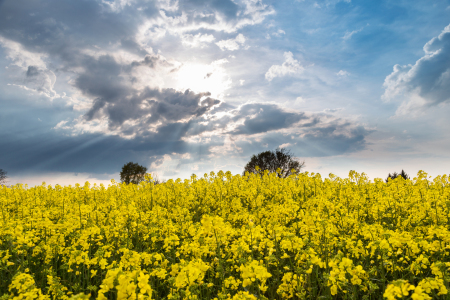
xmin=1 ymin=170 xmax=450 ymax=300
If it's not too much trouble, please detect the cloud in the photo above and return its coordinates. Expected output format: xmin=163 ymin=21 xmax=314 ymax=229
xmin=216 ymin=33 xmax=246 ymax=51
xmin=78 ymin=65 xmax=222 ymax=137
xmin=212 ymin=103 xmax=369 ymax=158
xmin=181 ymin=33 xmax=216 ymax=48
xmin=137 ymin=0 xmax=275 ymax=46
xmin=303 ymin=0 xmax=351 ymax=6
xmin=383 ymin=24 xmax=450 ymax=114
xmin=265 ymin=29 xmax=286 ymax=39
xmin=0 ymin=36 xmax=47 ymax=69
xmin=336 ymin=70 xmax=350 ymax=76
xmin=342 ymin=27 xmax=363 ymax=40
xmin=0 ymin=0 xmax=372 ymax=179
xmin=323 ymin=108 xmax=344 ymax=113
xmin=10 ymin=66 xmax=59 ymax=99
xmin=0 ymin=0 xmax=273 ymax=106
xmin=228 ymin=103 xmax=308 ymax=135
xmin=279 ymin=142 xmax=291 ymax=148
xmin=209 ymin=136 xmax=243 ymax=156
xmin=49 ymin=52 xmax=228 ymax=138
xmin=295 ymin=97 xmax=305 ymax=104
xmin=0 ymin=94 xmax=371 ymax=177
xmin=265 ymin=52 xmax=304 ymax=81
xmin=150 ymin=154 xmax=172 ymax=169
xmin=272 ymin=29 xmax=286 ymax=37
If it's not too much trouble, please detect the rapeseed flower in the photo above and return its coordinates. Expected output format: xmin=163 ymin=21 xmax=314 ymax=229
xmin=1 ymin=170 xmax=450 ymax=299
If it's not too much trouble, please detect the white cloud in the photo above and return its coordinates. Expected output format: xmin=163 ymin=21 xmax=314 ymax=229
xmin=0 ymin=36 xmax=47 ymax=69
xmin=279 ymin=142 xmax=291 ymax=148
xmin=150 ymin=154 xmax=172 ymax=169
xmin=23 ymin=67 xmax=59 ymax=99
xmin=0 ymin=36 xmax=59 ymax=99
xmin=295 ymin=96 xmax=305 ymax=103
xmin=216 ymin=34 xmax=246 ymax=51
xmin=209 ymin=136 xmax=243 ymax=157
xmin=181 ymin=33 xmax=215 ymax=48
xmin=383 ymin=24 xmax=450 ymax=115
xmin=101 ymin=0 xmax=135 ymax=12
xmin=136 ymin=0 xmax=274 ymax=47
xmin=180 ymin=153 xmax=191 ymax=159
xmin=265 ymin=52 xmax=304 ymax=81
xmin=337 ymin=70 xmax=350 ymax=76
xmin=343 ymin=27 xmax=363 ymax=40
xmin=272 ymin=29 xmax=286 ymax=37
xmin=308 ymin=0 xmax=351 ymax=6
xmin=157 ymin=0 xmax=179 ymax=12
xmin=240 ymin=79 xmax=245 ymax=85
xmin=324 ymin=108 xmax=343 ymax=113
xmin=53 ymin=120 xmax=69 ymax=130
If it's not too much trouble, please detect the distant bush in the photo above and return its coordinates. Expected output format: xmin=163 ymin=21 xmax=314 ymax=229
xmin=385 ymin=169 xmax=410 ymax=182
xmin=0 ymin=169 xmax=7 ymax=186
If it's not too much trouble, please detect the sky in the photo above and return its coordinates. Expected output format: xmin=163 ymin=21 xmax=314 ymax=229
xmin=1 ymin=0 xmax=450 ymax=186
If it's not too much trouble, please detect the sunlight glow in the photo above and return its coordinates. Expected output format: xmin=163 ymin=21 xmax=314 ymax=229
xmin=175 ymin=60 xmax=231 ymax=99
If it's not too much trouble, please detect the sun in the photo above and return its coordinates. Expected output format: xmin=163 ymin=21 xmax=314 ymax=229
xmin=175 ymin=60 xmax=232 ymax=99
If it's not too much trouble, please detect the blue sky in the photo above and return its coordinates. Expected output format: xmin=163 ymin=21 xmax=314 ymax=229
xmin=1 ymin=0 xmax=450 ymax=185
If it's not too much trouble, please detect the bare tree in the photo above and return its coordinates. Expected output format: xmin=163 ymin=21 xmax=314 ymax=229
xmin=0 ymin=169 xmax=8 ymax=186
xmin=149 ymin=173 xmax=165 ymax=185
xmin=243 ymin=148 xmax=305 ymax=178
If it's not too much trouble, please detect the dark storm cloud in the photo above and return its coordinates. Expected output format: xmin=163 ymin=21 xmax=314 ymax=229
xmin=384 ymin=24 xmax=450 ymax=109
xmin=130 ymin=54 xmax=173 ymax=68
xmin=0 ymin=0 xmax=154 ymax=53
xmin=76 ymin=54 xmax=222 ymax=130
xmin=26 ymin=66 xmax=39 ymax=77
xmin=220 ymin=103 xmax=369 ymax=157
xmin=0 ymin=94 xmax=202 ymax=174
xmin=0 ymin=130 xmax=192 ymax=174
xmin=229 ymin=103 xmax=308 ymax=135
xmin=171 ymin=102 xmax=370 ymax=159
xmin=120 ymin=38 xmax=150 ymax=56
xmin=231 ymin=121 xmax=369 ymax=159
xmin=75 ymin=55 xmax=132 ymax=122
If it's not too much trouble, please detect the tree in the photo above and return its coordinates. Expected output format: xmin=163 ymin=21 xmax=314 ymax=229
xmin=0 ymin=169 xmax=7 ymax=186
xmin=243 ymin=148 xmax=305 ymax=178
xmin=120 ymin=162 xmax=147 ymax=184
xmin=386 ymin=169 xmax=410 ymax=182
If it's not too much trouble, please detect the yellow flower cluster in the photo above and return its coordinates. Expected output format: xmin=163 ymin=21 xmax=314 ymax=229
xmin=239 ymin=260 xmax=271 ymax=293
xmin=1 ymin=170 xmax=450 ymax=299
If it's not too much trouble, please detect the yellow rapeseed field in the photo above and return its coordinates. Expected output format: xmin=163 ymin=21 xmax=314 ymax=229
xmin=1 ymin=170 xmax=450 ymax=300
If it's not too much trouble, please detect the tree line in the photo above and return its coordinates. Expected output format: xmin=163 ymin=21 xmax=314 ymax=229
xmin=0 ymin=149 xmax=410 ymax=186
xmin=117 ymin=148 xmax=409 ymax=185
